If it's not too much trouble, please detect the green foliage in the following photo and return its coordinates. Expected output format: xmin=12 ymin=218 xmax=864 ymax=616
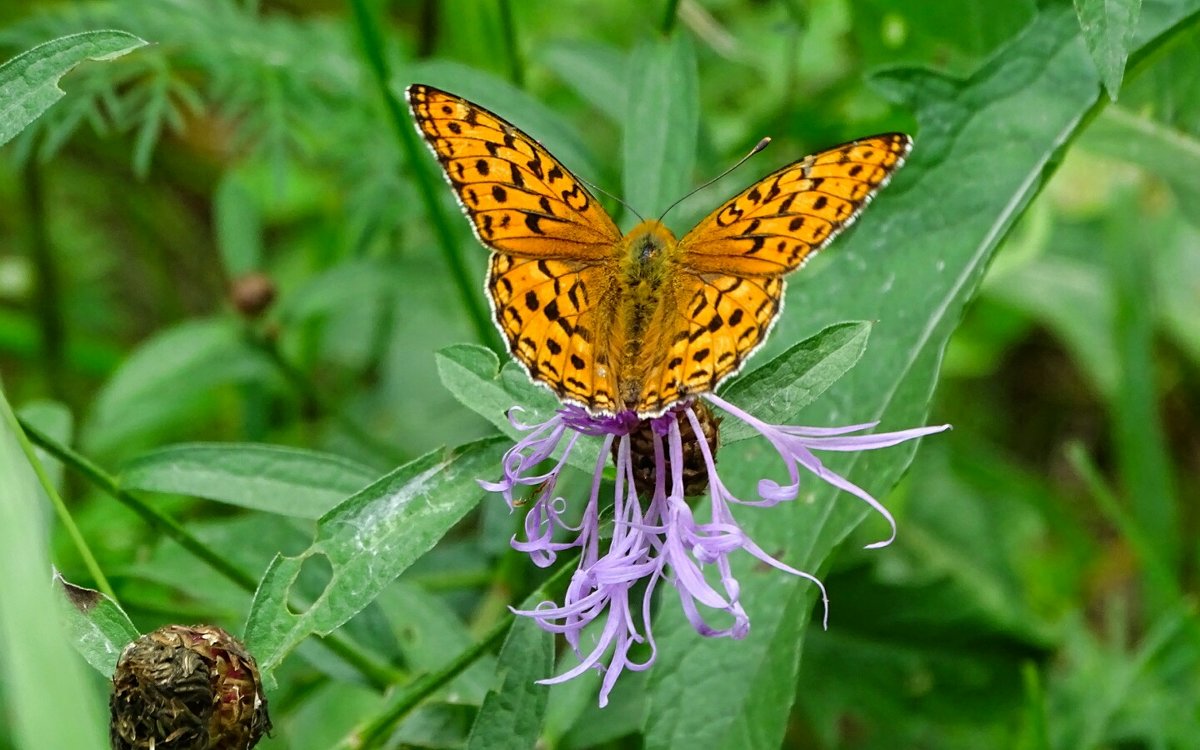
xmin=1 ymin=1 xmax=1199 ymax=749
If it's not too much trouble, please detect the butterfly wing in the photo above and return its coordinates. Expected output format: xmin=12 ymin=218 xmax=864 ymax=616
xmin=633 ymin=133 xmax=912 ymax=414
xmin=406 ymin=84 xmax=621 ymax=258
xmin=487 ymin=253 xmax=622 ymax=413
xmin=407 ymin=84 xmax=624 ymax=413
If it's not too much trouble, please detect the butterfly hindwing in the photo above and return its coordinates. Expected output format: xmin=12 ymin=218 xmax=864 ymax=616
xmin=634 ymin=273 xmax=784 ymax=415
xmin=487 ymin=253 xmax=622 ymax=414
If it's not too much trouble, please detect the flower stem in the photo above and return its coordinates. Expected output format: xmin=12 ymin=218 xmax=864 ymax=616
xmin=22 ymin=153 xmax=67 ymax=403
xmin=18 ymin=417 xmax=400 ymax=691
xmin=497 ymin=0 xmax=525 ymax=87
xmin=248 ymin=330 xmax=406 ymax=466
xmin=661 ymin=0 xmax=681 ymax=34
xmin=342 ymin=553 xmax=579 ymax=748
xmin=348 ymin=0 xmax=503 ymax=356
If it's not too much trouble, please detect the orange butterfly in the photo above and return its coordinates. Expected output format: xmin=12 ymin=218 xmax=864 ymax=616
xmin=407 ymin=84 xmax=910 ymax=418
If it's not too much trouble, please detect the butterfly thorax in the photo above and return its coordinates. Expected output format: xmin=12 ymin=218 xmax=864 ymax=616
xmin=615 ymin=220 xmax=680 ymax=406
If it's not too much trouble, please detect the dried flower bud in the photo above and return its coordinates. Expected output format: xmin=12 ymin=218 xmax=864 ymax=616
xmin=619 ymin=400 xmax=721 ymax=497
xmin=229 ymin=273 xmax=277 ymax=318
xmin=110 ymin=624 xmax=271 ymax=750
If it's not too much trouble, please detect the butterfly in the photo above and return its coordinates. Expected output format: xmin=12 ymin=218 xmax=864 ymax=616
xmin=407 ymin=84 xmax=910 ymax=418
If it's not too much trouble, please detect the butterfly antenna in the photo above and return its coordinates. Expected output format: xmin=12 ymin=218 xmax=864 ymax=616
xmin=657 ymin=137 xmax=772 ymax=224
xmin=575 ymin=174 xmax=645 ymax=223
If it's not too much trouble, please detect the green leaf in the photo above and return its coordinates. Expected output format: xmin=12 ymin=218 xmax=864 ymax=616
xmin=17 ymin=400 xmax=73 ymax=496
xmin=0 ymin=30 xmax=148 ymax=148
xmin=986 ymin=255 xmax=1118 ymax=397
xmin=435 ymin=343 xmax=599 ymax=472
xmin=436 ymin=344 xmax=558 ymax=434
xmin=1074 ymin=0 xmax=1142 ymax=99
xmin=82 ymin=318 xmax=278 ymax=456
xmin=1081 ymin=105 xmax=1200 ymax=222
xmin=276 ymin=258 xmax=397 ymax=324
xmin=0 ymin=390 xmax=107 ymax=748
xmin=719 ymin=321 xmax=872 ymax=443
xmin=119 ymin=443 xmax=379 ymax=519
xmin=54 ymin=573 xmax=140 ymax=677
xmin=641 ymin=4 xmax=1200 ymax=748
xmin=464 ymin=603 xmax=554 ymax=750
xmin=623 ymin=34 xmax=699 ymax=218
xmin=541 ymin=40 xmax=627 ymax=122
xmin=244 ymin=438 xmax=507 ymax=675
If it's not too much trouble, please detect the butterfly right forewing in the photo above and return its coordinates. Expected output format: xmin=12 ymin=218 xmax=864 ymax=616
xmin=633 ymin=134 xmax=912 ymax=414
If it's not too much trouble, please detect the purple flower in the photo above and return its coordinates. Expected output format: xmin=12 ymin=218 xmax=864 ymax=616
xmin=482 ymin=395 xmax=950 ymax=707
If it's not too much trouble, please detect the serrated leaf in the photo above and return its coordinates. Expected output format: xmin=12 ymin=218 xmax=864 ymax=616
xmin=719 ymin=321 xmax=872 ymax=443
xmin=0 ymin=30 xmax=148 ymax=147
xmin=244 ymin=438 xmax=506 ymax=674
xmin=1074 ymin=0 xmax=1142 ymax=99
xmin=641 ymin=4 xmax=1200 ymax=748
xmin=54 ymin=573 xmax=140 ymax=677
xmin=623 ymin=35 xmax=698 ymax=218
xmin=119 ymin=443 xmax=378 ymax=519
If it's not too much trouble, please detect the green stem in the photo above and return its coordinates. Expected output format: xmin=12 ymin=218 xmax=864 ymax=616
xmin=343 ymin=555 xmax=579 ymax=748
xmin=348 ymin=0 xmax=503 ymax=356
xmin=1105 ymin=190 xmax=1180 ymax=575
xmin=661 ymin=0 xmax=681 ymax=34
xmin=0 ymin=391 xmax=113 ymax=599
xmin=249 ymin=331 xmax=406 ymax=466
xmin=349 ymin=615 xmax=510 ymax=749
xmin=22 ymin=155 xmax=66 ymax=402
xmin=1065 ymin=443 xmax=1181 ymax=608
xmin=497 ymin=0 xmax=524 ymax=87
xmin=18 ymin=418 xmax=400 ymax=691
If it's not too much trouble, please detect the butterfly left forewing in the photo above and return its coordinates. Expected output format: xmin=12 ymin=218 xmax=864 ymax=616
xmin=408 ymin=84 xmax=630 ymax=414
xmin=406 ymin=84 xmax=622 ymax=259
xmin=632 ymin=133 xmax=912 ymax=413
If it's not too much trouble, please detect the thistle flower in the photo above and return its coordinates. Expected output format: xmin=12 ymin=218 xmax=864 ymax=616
xmin=483 ymin=393 xmax=950 ymax=706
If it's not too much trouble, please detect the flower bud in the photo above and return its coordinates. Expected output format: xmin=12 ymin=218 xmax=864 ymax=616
xmin=110 ymin=624 xmax=271 ymax=750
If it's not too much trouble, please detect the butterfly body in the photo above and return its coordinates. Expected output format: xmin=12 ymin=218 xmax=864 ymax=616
xmin=407 ymin=84 xmax=911 ymax=418
xmin=613 ymin=219 xmax=685 ymax=408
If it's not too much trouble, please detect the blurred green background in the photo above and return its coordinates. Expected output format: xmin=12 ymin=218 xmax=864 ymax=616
xmin=0 ymin=0 xmax=1197 ymax=748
